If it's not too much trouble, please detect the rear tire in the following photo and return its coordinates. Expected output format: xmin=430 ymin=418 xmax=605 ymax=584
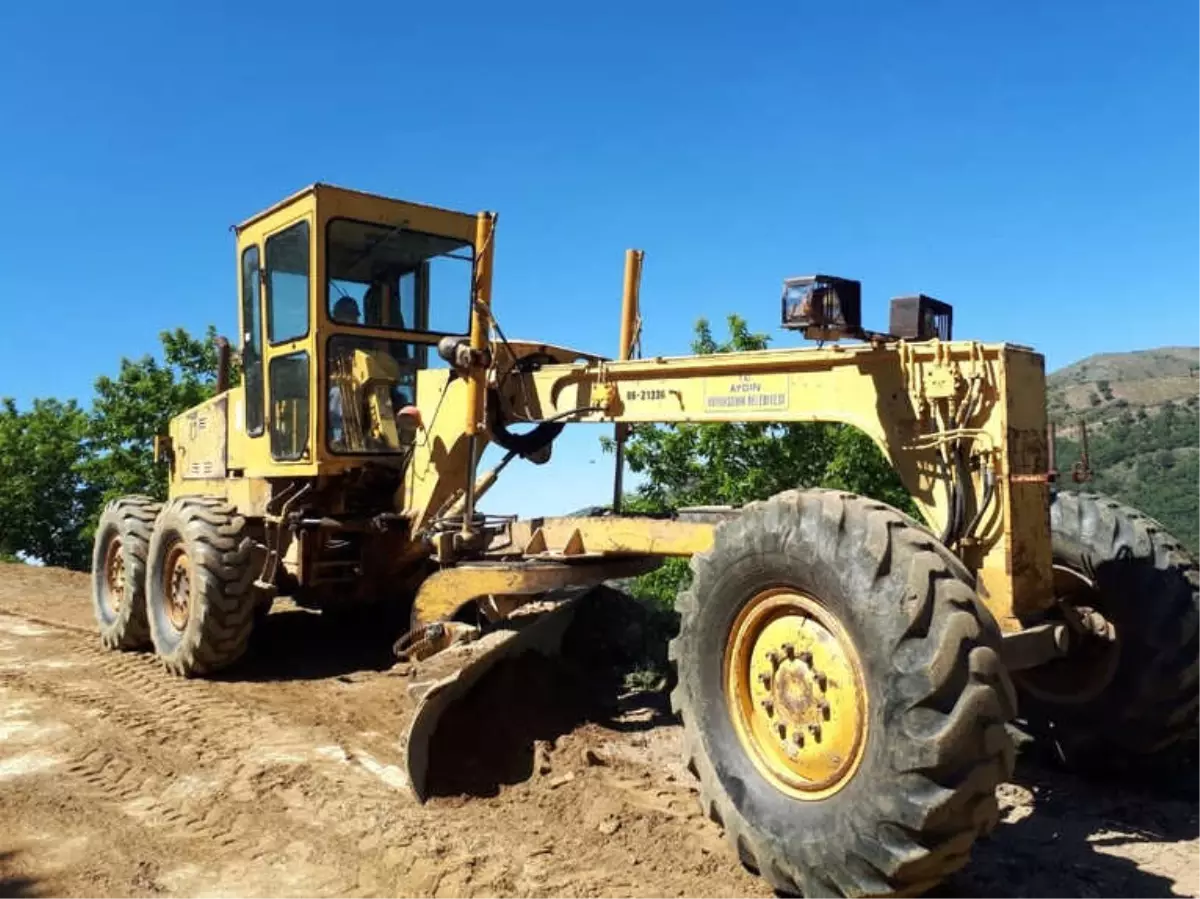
xmin=146 ymin=496 xmax=261 ymax=677
xmin=1014 ymin=491 xmax=1199 ymax=771
xmin=91 ymin=496 xmax=161 ymax=650
xmin=669 ymin=488 xmax=1016 ymax=897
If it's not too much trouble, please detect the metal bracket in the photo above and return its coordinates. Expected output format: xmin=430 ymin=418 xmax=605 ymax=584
xmin=1072 ymin=419 xmax=1093 ymax=483
xmin=1000 ymin=623 xmax=1070 ymax=672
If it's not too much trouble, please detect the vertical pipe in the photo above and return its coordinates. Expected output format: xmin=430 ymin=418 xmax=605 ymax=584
xmin=612 ymin=249 xmax=644 ymax=514
xmin=618 ymin=249 xmax=643 ymax=362
xmin=462 ymin=211 xmax=496 ymax=535
xmin=215 ymin=336 xmax=231 ymax=394
xmin=1047 ymin=420 xmax=1057 ymax=484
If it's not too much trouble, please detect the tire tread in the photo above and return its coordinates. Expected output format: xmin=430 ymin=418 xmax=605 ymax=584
xmin=669 ymin=488 xmax=1015 ymax=896
xmin=1023 ymin=490 xmax=1199 ymax=762
xmin=92 ymin=495 xmax=162 ymax=650
xmin=147 ymin=496 xmax=260 ymax=677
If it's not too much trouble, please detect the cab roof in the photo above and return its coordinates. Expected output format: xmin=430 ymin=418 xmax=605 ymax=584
xmin=232 ymin=182 xmax=479 ymax=234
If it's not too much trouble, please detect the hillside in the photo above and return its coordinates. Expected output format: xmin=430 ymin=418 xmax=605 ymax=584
xmin=1047 ymin=346 xmax=1199 ymax=553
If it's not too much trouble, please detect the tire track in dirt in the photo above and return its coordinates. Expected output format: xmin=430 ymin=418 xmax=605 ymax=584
xmin=0 ymin=614 xmax=709 ymax=898
xmin=0 ymin=599 xmax=771 ymax=898
xmin=0 ymin=619 xmax=412 ymax=897
xmin=8 ymin=563 xmax=1190 ymax=898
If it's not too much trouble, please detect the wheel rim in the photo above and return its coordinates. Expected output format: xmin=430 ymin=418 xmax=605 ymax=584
xmin=102 ymin=536 xmax=126 ymax=615
xmin=723 ymin=587 xmax=869 ymax=800
xmin=1015 ymin=564 xmax=1121 ymax=705
xmin=162 ymin=540 xmax=193 ymax=632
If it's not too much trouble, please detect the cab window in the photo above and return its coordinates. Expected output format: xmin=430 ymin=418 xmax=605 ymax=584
xmin=266 ymin=220 xmax=310 ymax=344
xmin=269 ymin=351 xmax=310 ymax=461
xmin=326 ymin=218 xmax=472 ymax=335
xmin=240 ymin=245 xmax=264 ymax=436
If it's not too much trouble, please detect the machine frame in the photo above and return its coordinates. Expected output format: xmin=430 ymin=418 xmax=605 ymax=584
xmin=158 ymin=183 xmax=1056 ymax=637
xmin=88 ymin=182 xmax=1192 ymax=899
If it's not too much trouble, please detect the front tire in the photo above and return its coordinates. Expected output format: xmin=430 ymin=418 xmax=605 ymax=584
xmin=146 ymin=496 xmax=261 ymax=677
xmin=91 ymin=496 xmax=161 ymax=650
xmin=1014 ymin=491 xmax=1199 ymax=770
xmin=670 ymin=488 xmax=1016 ymax=898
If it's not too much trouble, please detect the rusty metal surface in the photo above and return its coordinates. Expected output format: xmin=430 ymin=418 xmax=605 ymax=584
xmin=999 ymin=623 xmax=1070 ymax=672
xmin=888 ymin=294 xmax=953 ymax=341
xmin=981 ymin=348 xmax=1054 ymax=629
xmin=411 ymin=556 xmax=661 ymax=627
xmin=1073 ymin=419 xmax=1094 ymax=483
xmin=1047 ymin=421 xmax=1058 ymax=484
xmin=101 ymin=536 xmax=125 ymax=616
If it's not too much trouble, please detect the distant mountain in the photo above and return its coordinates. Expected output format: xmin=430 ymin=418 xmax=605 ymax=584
xmin=1048 ymin=347 xmax=1199 ymax=553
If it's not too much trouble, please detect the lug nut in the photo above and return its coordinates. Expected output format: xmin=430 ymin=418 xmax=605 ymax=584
xmin=799 ymin=650 xmax=813 ymax=666
xmin=767 ymin=651 xmax=781 ymax=668
xmin=782 ymin=642 xmax=795 ymax=659
xmin=761 ymin=699 xmax=774 ymax=716
xmin=809 ymin=723 xmax=822 ymax=742
xmin=815 ymin=672 xmax=828 ymax=692
xmin=791 ymin=730 xmax=805 ymax=747
xmin=758 ymin=672 xmax=771 ymax=689
xmin=776 ymin=722 xmax=787 ymax=739
xmin=818 ymin=700 xmax=831 ymax=720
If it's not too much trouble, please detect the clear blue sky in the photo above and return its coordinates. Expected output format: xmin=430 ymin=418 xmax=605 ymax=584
xmin=1 ymin=1 xmax=1196 ymax=518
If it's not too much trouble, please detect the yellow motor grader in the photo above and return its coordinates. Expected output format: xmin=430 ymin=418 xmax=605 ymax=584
xmin=90 ymin=183 xmax=1198 ymax=898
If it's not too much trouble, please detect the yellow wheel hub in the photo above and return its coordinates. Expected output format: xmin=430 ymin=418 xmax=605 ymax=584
xmin=724 ymin=588 xmax=868 ymax=799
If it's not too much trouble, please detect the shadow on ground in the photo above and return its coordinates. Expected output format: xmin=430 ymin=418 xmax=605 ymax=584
xmin=213 ymin=584 xmax=1197 ymax=898
xmin=939 ymin=740 xmax=1198 ymax=898
xmin=220 ymin=600 xmax=411 ymax=683
xmin=0 ymin=852 xmax=41 ymax=899
xmin=422 ymin=587 xmax=675 ymax=798
xmin=417 ymin=587 xmax=1198 ymax=896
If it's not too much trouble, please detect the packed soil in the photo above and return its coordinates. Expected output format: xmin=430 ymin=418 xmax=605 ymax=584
xmin=0 ymin=561 xmax=1196 ymax=898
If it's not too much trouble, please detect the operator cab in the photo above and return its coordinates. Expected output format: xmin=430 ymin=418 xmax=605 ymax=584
xmin=231 ymin=184 xmax=482 ymax=473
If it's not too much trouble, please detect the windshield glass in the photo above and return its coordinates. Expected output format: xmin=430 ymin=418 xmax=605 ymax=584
xmin=326 ymin=218 xmax=473 ymax=335
xmin=327 ymin=335 xmax=420 ymax=454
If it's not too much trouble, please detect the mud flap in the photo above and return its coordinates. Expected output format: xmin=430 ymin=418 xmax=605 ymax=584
xmin=401 ymin=590 xmax=586 ymax=802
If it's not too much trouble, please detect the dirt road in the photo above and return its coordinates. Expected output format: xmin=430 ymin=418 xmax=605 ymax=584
xmin=1 ymin=562 xmax=1196 ymax=898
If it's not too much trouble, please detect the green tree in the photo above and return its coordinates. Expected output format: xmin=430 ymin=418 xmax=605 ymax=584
xmin=1053 ymin=403 xmax=1199 ymax=554
xmin=0 ymin=326 xmax=228 ymax=571
xmin=609 ymin=315 xmax=917 ymax=606
xmin=0 ymin=398 xmax=97 ymax=568
xmin=83 ymin=326 xmax=228 ymax=510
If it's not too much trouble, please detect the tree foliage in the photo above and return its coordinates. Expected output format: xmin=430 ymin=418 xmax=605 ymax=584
xmin=1053 ymin=401 xmax=1200 ymax=554
xmin=609 ymin=315 xmax=917 ymax=606
xmin=85 ymin=326 xmax=228 ymax=505
xmin=0 ymin=398 xmax=96 ymax=568
xmin=0 ymin=327 xmax=226 ymax=570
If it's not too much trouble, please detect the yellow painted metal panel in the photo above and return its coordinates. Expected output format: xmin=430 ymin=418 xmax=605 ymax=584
xmin=159 ymin=182 xmax=1059 ymax=639
xmin=313 ymin=183 xmax=478 ymax=243
xmin=168 ymin=474 xmax=272 ymax=517
xmin=177 ymin=395 xmax=227 ymax=480
xmin=498 ymin=338 xmax=1054 ymax=627
xmin=500 ymin=517 xmax=716 ymax=558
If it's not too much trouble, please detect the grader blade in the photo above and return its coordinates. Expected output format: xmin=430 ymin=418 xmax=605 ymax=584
xmin=400 ymin=592 xmax=585 ymax=803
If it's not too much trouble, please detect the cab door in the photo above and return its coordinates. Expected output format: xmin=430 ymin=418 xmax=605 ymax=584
xmin=261 ymin=216 xmax=315 ymax=464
